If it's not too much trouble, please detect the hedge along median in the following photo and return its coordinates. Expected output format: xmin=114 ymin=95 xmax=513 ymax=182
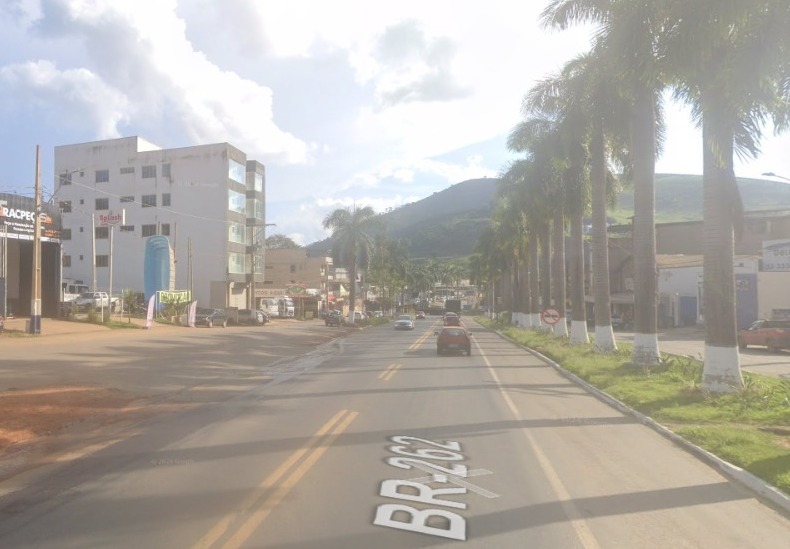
xmin=483 ymin=319 xmax=790 ymax=496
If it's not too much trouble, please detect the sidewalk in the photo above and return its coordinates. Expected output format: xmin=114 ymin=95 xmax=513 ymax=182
xmin=1 ymin=316 xmax=147 ymax=337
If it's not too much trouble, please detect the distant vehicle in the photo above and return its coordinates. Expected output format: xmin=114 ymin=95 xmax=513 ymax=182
xmin=73 ymin=291 xmax=120 ymax=312
xmin=394 ymin=315 xmax=415 ymax=330
xmin=194 ymin=307 xmax=228 ymax=328
xmin=444 ymin=299 xmax=462 ymax=315
xmin=435 ymin=326 xmax=472 ymax=355
xmin=443 ymin=312 xmax=461 ymax=326
xmin=738 ymin=319 xmax=790 ymax=351
xmin=278 ymin=297 xmax=295 ymax=318
xmin=325 ymin=310 xmax=343 ymax=327
xmin=61 ymin=279 xmax=89 ymax=302
xmin=415 ymin=311 xmax=426 ymax=320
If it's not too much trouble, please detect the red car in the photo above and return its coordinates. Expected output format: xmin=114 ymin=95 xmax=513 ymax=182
xmin=738 ymin=319 xmax=790 ymax=351
xmin=436 ymin=326 xmax=472 ymax=355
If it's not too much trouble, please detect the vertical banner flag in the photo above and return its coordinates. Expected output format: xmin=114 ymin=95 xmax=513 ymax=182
xmin=145 ymin=294 xmax=156 ymax=329
xmin=188 ymin=300 xmax=197 ymax=327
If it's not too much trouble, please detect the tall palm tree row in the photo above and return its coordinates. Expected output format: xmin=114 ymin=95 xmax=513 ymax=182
xmin=322 ymin=205 xmax=378 ymax=323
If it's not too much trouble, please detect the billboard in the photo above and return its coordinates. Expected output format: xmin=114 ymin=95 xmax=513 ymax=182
xmin=0 ymin=193 xmax=62 ymax=242
xmin=762 ymin=239 xmax=790 ymax=272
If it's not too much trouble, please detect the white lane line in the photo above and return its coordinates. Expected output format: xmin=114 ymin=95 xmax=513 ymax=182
xmin=482 ymin=349 xmax=602 ymax=549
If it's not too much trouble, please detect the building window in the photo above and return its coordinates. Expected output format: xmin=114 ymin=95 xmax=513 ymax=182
xmin=290 ymin=264 xmax=296 ymax=273
xmin=79 ymin=227 xmax=84 ymax=233
xmin=162 ymin=163 xmax=171 ymax=178
xmin=121 ymin=195 xmax=134 ymax=203
xmin=96 ymin=255 xmax=109 ymax=268
xmin=120 ymin=225 xmax=135 ymax=233
xmin=142 ymin=194 xmax=157 ymax=208
xmin=161 ymin=223 xmax=170 ymax=236
xmin=62 ymin=228 xmax=72 ymax=240
xmin=80 ymin=199 xmax=84 ymax=205
xmin=120 ymin=167 xmax=135 ymax=175
xmin=95 ymin=226 xmax=109 ymax=239
xmin=228 ymin=159 xmax=246 ymax=184
xmin=59 ymin=172 xmax=72 ymax=186
xmin=254 ymin=172 xmax=263 ymax=192
xmin=142 ymin=165 xmax=157 ymax=178
xmin=79 ymin=255 xmax=84 ymax=261
xmin=228 ymin=252 xmax=246 ymax=274
xmin=162 ymin=193 xmax=171 ymax=207
xmin=228 ymin=189 xmax=245 ymax=214
xmin=95 ymin=198 xmax=109 ymax=210
xmin=59 ymin=200 xmax=72 ymax=213
xmin=142 ymin=224 xmax=157 ymax=237
xmin=62 ymin=255 xmax=71 ymax=268
xmin=95 ymin=169 xmax=110 ymax=183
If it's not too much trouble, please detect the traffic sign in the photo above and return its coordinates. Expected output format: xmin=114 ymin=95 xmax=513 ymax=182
xmin=541 ymin=307 xmax=561 ymax=325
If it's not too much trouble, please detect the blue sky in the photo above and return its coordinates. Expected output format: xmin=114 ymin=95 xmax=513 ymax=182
xmin=2 ymin=1 xmax=789 ymax=245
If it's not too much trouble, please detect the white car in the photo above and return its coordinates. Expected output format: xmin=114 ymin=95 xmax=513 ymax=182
xmin=394 ymin=315 xmax=415 ymax=330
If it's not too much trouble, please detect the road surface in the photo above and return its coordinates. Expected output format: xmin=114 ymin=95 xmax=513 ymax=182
xmin=0 ymin=318 xmax=788 ymax=548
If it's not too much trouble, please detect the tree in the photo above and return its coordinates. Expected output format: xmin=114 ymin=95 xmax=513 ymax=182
xmin=665 ymin=0 xmax=790 ymax=391
xmin=542 ymin=0 xmax=667 ymax=364
xmin=322 ymin=205 xmax=378 ymax=323
xmin=265 ymin=234 xmax=302 ymax=249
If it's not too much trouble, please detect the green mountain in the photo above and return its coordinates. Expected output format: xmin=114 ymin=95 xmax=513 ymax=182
xmin=307 ymin=174 xmax=790 ymax=258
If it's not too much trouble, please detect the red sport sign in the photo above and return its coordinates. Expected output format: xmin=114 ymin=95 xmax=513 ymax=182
xmin=540 ymin=308 xmax=561 ymax=325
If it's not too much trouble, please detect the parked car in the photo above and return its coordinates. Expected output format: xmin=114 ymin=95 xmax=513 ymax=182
xmin=443 ymin=312 xmax=461 ymax=326
xmin=737 ymin=319 xmax=790 ymax=351
xmin=195 ymin=307 xmax=228 ymax=328
xmin=435 ymin=326 xmax=472 ymax=355
xmin=235 ymin=309 xmax=269 ymax=325
xmin=394 ymin=315 xmax=415 ymax=330
xmin=325 ymin=310 xmax=343 ymax=327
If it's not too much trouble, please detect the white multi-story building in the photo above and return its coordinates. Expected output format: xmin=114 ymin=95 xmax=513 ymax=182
xmin=54 ymin=136 xmax=266 ymax=308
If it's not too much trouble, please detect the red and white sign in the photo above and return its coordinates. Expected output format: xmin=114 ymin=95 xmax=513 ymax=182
xmin=98 ymin=210 xmax=125 ymax=226
xmin=540 ymin=308 xmax=561 ymax=325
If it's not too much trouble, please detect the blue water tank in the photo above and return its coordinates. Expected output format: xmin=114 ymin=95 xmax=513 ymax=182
xmin=144 ymin=236 xmax=174 ymax=301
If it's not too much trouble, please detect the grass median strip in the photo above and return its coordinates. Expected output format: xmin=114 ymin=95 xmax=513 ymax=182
xmin=482 ymin=319 xmax=790 ymax=495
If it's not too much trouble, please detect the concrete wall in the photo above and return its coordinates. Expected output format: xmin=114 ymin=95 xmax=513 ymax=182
xmin=757 ymin=271 xmax=790 ymax=320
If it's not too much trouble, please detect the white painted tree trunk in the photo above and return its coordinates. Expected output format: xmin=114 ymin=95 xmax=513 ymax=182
xmin=569 ymin=320 xmax=589 ymax=344
xmin=632 ymin=333 xmax=660 ymax=365
xmin=702 ymin=345 xmax=743 ymax=393
xmin=530 ymin=313 xmax=542 ymax=328
xmin=594 ymin=325 xmax=617 ymax=352
xmin=553 ymin=318 xmax=569 ymax=338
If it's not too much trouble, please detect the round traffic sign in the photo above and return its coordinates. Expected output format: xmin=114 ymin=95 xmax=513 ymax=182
xmin=541 ymin=307 xmax=561 ymax=325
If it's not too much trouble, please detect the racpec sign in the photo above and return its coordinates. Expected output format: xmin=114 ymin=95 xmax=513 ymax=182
xmin=0 ymin=193 xmax=62 ymax=242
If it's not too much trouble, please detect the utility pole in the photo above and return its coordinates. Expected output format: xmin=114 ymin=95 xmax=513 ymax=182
xmin=29 ymin=145 xmax=42 ymax=334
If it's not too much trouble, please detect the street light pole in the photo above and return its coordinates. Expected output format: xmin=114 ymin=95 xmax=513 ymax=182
xmin=29 ymin=145 xmax=42 ymax=334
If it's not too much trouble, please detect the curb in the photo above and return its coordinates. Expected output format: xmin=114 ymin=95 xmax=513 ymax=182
xmin=497 ymin=328 xmax=790 ymax=517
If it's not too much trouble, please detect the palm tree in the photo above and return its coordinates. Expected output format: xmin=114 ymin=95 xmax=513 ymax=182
xmin=542 ymin=0 xmax=668 ymax=364
xmin=665 ymin=1 xmax=790 ymax=392
xmin=322 ymin=205 xmax=378 ymax=323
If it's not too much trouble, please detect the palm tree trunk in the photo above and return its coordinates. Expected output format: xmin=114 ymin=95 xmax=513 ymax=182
xmin=590 ymin=118 xmax=616 ymax=351
xmin=552 ymin=204 xmax=568 ymax=337
xmin=529 ymin=236 xmax=542 ymax=327
xmin=519 ymin=243 xmax=532 ymax=328
xmin=630 ymin=87 xmax=660 ymax=365
xmin=701 ymin=114 xmax=743 ymax=392
xmin=540 ymin=224 xmax=552 ymax=331
xmin=569 ymin=212 xmax=588 ymax=343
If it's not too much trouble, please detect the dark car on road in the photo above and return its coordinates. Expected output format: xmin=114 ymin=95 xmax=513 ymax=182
xmin=195 ymin=307 xmax=228 ymax=328
xmin=435 ymin=326 xmax=472 ymax=355
xmin=738 ymin=319 xmax=790 ymax=351
xmin=443 ymin=312 xmax=461 ymax=326
xmin=325 ymin=310 xmax=343 ymax=327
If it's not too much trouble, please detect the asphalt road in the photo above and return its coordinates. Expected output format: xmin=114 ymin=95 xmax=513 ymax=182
xmin=0 ymin=318 xmax=789 ymax=548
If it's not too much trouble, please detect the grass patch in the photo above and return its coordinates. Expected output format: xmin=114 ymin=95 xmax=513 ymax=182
xmin=482 ymin=318 xmax=790 ymax=495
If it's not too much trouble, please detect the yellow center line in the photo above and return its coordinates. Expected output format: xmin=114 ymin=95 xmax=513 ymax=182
xmin=221 ymin=411 xmax=359 ymax=549
xmin=191 ymin=409 xmax=352 ymax=549
xmin=378 ymin=363 xmax=398 ymax=379
xmin=382 ymin=363 xmax=402 ymax=381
